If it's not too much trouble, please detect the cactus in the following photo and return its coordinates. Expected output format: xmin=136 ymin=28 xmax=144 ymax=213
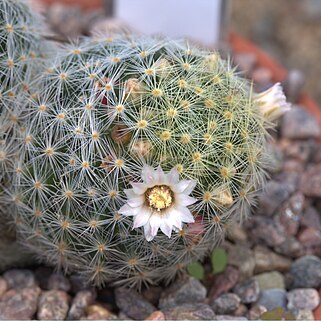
xmin=9 ymin=35 xmax=287 ymax=288
xmin=0 ymin=0 xmax=50 ymax=269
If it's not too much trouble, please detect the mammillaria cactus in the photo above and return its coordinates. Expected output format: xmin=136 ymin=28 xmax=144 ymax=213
xmin=0 ymin=0 xmax=49 ymax=270
xmin=9 ymin=35 xmax=290 ymax=287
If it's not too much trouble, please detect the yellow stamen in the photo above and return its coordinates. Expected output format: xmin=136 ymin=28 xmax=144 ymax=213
xmin=146 ymin=185 xmax=173 ymax=211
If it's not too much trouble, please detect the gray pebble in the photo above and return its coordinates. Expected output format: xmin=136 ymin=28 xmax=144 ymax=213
xmin=159 ymin=275 xmax=206 ymax=309
xmin=282 ymin=106 xmax=321 ymax=140
xmin=287 ymin=288 xmax=320 ymax=310
xmin=257 ymin=289 xmax=287 ymax=311
xmin=289 ymin=256 xmax=321 ymax=289
xmin=3 ymin=269 xmax=36 ymax=289
xmin=115 ymin=287 xmax=156 ymax=320
xmin=67 ymin=289 xmax=97 ymax=320
xmin=233 ymin=278 xmax=260 ymax=304
xmin=162 ymin=303 xmax=215 ymax=320
xmin=47 ymin=273 xmax=71 ymax=292
xmin=211 ymin=293 xmax=241 ymax=315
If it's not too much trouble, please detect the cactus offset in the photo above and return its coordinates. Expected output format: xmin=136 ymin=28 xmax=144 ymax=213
xmin=0 ymin=0 xmax=50 ymax=269
xmin=10 ymin=35 xmax=279 ymax=287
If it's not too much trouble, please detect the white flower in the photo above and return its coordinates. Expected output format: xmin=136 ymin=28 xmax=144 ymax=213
xmin=119 ymin=165 xmax=197 ymax=241
xmin=254 ymin=82 xmax=291 ymax=122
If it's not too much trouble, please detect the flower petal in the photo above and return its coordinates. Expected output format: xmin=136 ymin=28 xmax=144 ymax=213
xmin=141 ymin=165 xmax=155 ymax=184
xmin=149 ymin=213 xmax=161 ymax=237
xmin=167 ymin=167 xmax=179 ymax=184
xmin=144 ymin=223 xmax=154 ymax=242
xmin=164 ymin=207 xmax=183 ymax=230
xmin=127 ymin=195 xmax=145 ymax=208
xmin=173 ymin=180 xmax=196 ymax=194
xmin=130 ymin=182 xmax=147 ymax=195
xmin=133 ymin=207 xmax=152 ymax=228
xmin=254 ymin=83 xmax=291 ymax=122
xmin=177 ymin=206 xmax=195 ymax=223
xmin=118 ymin=204 xmax=140 ymax=216
xmin=153 ymin=165 xmax=166 ymax=184
xmin=124 ymin=189 xmax=137 ymax=199
xmin=160 ymin=221 xmax=172 ymax=238
xmin=175 ymin=194 xmax=197 ymax=206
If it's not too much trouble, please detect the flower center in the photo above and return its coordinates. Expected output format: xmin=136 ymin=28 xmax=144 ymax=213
xmin=146 ymin=185 xmax=173 ymax=211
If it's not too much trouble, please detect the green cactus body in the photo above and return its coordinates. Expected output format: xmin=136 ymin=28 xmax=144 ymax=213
xmin=11 ymin=36 xmax=270 ymax=287
xmin=0 ymin=0 xmax=50 ymax=270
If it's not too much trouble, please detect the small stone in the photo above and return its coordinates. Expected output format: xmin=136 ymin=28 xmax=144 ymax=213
xmin=274 ymin=237 xmax=304 ymax=258
xmin=3 ymin=269 xmax=36 ymax=289
xmin=257 ymin=179 xmax=294 ymax=216
xmin=67 ymin=289 xmax=97 ymax=320
xmin=211 ymin=293 xmax=241 ymax=315
xmin=215 ymin=316 xmax=248 ymax=321
xmin=208 ymin=265 xmax=239 ymax=300
xmin=301 ymin=164 xmax=321 ymax=197
xmin=252 ymin=67 xmax=273 ymax=84
xmin=247 ymin=305 xmax=267 ymax=320
xmin=233 ymin=278 xmax=260 ymax=304
xmin=142 ymin=286 xmax=163 ymax=306
xmin=69 ymin=274 xmax=89 ymax=293
xmin=286 ymin=139 xmax=319 ymax=165
xmin=257 ymin=289 xmax=287 ymax=311
xmin=47 ymin=273 xmax=71 ymax=292
xmin=283 ymin=70 xmax=305 ymax=103
xmin=282 ymin=106 xmax=321 ymax=140
xmin=275 ymin=192 xmax=304 ymax=236
xmin=287 ymin=289 xmax=320 ymax=310
xmin=233 ymin=303 xmax=248 ymax=317
xmin=84 ymin=304 xmax=118 ymax=320
xmin=34 ymin=267 xmax=53 ymax=290
xmin=298 ymin=228 xmax=321 ymax=251
xmin=226 ymin=223 xmax=248 ymax=243
xmin=254 ymin=245 xmax=292 ymax=273
xmin=0 ymin=286 xmax=41 ymax=319
xmin=115 ymin=287 xmax=156 ymax=320
xmin=162 ymin=303 xmax=215 ymax=320
xmin=313 ymin=288 xmax=321 ymax=320
xmin=159 ymin=275 xmax=206 ymax=309
xmin=247 ymin=216 xmax=286 ymax=247
xmin=37 ymin=290 xmax=69 ymax=320
xmin=295 ymin=309 xmax=315 ymax=320
xmin=282 ymin=159 xmax=304 ymax=173
xmin=0 ymin=277 xmax=8 ymax=297
xmin=228 ymin=245 xmax=255 ymax=281
xmin=289 ymin=256 xmax=321 ymax=289
xmin=145 ymin=310 xmax=165 ymax=321
xmin=301 ymin=207 xmax=321 ymax=230
xmin=255 ymin=271 xmax=285 ymax=290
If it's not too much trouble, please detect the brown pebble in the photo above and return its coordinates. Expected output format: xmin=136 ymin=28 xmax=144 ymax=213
xmin=0 ymin=286 xmax=41 ymax=320
xmin=37 ymin=290 xmax=70 ymax=320
xmin=145 ymin=310 xmax=165 ymax=320
xmin=208 ymin=266 xmax=239 ymax=300
xmin=0 ymin=277 xmax=8 ymax=297
xmin=67 ymin=289 xmax=97 ymax=320
xmin=83 ymin=304 xmax=117 ymax=320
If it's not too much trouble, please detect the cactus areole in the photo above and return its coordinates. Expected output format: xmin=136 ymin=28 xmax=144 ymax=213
xmin=7 ymin=34 xmax=290 ymax=287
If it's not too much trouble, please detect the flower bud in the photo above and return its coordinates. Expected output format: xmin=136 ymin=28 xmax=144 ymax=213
xmin=254 ymin=83 xmax=291 ymax=122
